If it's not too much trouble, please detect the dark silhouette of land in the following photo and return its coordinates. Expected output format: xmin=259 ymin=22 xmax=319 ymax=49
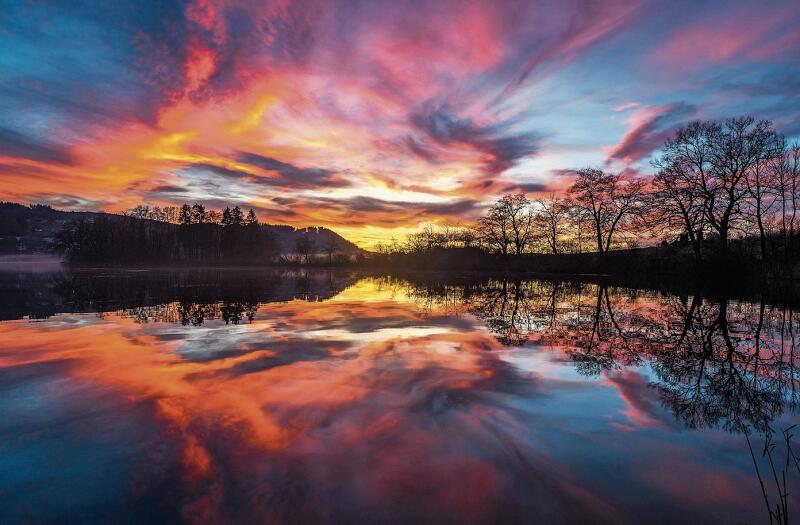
xmin=0 ymin=201 xmax=361 ymax=265
xmin=2 ymin=115 xmax=798 ymax=285
xmin=0 ymin=266 xmax=361 ymax=321
xmin=369 ymin=116 xmax=800 ymax=285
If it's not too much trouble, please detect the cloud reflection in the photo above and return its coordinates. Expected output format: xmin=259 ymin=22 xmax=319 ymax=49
xmin=0 ymin=272 xmax=797 ymax=523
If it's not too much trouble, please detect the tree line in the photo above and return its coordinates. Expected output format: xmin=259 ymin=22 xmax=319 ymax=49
xmin=126 ymin=203 xmax=259 ymax=227
xmin=58 ymin=203 xmax=279 ymax=264
xmin=375 ymin=116 xmax=800 ymax=268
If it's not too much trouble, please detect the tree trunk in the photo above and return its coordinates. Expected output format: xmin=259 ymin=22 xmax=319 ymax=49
xmin=594 ymin=220 xmax=604 ymax=254
xmin=691 ymin=236 xmax=702 ymax=264
xmin=756 ymin=201 xmax=768 ymax=262
xmin=719 ymin=227 xmax=728 ymax=258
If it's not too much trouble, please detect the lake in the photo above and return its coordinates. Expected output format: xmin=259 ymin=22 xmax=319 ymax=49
xmin=1 ymin=267 xmax=798 ymax=524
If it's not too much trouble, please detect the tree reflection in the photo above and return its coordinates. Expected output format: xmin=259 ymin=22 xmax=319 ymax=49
xmin=8 ymin=266 xmax=798 ymax=434
xmin=651 ymin=297 xmax=798 ymax=432
xmin=408 ymin=278 xmax=800 ymax=433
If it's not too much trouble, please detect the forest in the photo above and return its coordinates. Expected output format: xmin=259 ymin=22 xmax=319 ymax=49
xmin=56 ymin=204 xmax=280 ymax=265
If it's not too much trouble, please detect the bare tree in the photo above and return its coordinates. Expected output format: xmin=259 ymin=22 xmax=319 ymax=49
xmin=656 ymin=117 xmax=779 ymax=257
xmin=562 ymin=203 xmax=591 ymax=253
xmin=534 ymin=194 xmax=568 ymax=254
xmin=179 ymin=204 xmax=192 ymax=225
xmin=770 ymin=141 xmax=800 ymax=257
xmin=567 ymin=168 xmax=644 ymax=253
xmin=127 ymin=205 xmax=151 ymax=220
xmin=651 ymin=160 xmax=707 ymax=262
xmin=457 ymin=226 xmax=478 ymax=248
xmin=405 ymin=231 xmax=427 ymax=254
xmin=478 ymin=193 xmax=534 ymax=256
xmin=745 ymin=142 xmax=782 ymax=261
xmin=420 ymin=224 xmax=445 ymax=251
xmin=479 ymin=198 xmax=513 ymax=255
xmin=207 ymin=209 xmax=222 ymax=225
xmin=508 ymin=193 xmax=535 ymax=255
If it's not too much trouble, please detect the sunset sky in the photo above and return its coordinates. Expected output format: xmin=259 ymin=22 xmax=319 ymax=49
xmin=1 ymin=0 xmax=798 ymax=247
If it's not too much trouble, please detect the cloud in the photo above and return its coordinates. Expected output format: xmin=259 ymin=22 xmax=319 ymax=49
xmin=402 ymin=136 xmax=440 ymax=163
xmin=549 ymin=168 xmax=579 ymax=178
xmin=498 ymin=0 xmax=642 ymax=95
xmin=653 ymin=3 xmax=800 ymax=73
xmin=318 ymin=195 xmax=480 ymax=217
xmin=0 ymin=0 xmax=795 ymax=246
xmin=0 ymin=127 xmax=73 ymax=165
xmin=410 ymin=103 xmax=540 ymax=175
xmin=460 ymin=178 xmax=552 ymax=197
xmin=244 ymin=195 xmax=483 ymax=229
xmin=236 ymin=152 xmax=350 ymax=188
xmin=604 ymin=370 xmax=676 ymax=430
xmin=606 ymin=102 xmax=696 ymax=164
xmin=27 ymin=193 xmax=107 ymax=210
xmin=150 ymin=184 xmax=189 ymax=194
xmin=505 ymin=182 xmax=551 ymax=194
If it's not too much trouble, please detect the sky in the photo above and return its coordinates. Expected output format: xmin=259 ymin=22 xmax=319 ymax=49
xmin=0 ymin=0 xmax=798 ymax=247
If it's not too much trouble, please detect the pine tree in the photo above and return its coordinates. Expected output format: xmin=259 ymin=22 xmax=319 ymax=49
xmin=231 ymin=206 xmax=243 ymax=226
xmin=246 ymin=208 xmax=257 ymax=226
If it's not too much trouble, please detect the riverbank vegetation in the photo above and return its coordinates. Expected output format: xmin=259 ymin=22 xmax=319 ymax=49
xmin=370 ymin=116 xmax=800 ymax=281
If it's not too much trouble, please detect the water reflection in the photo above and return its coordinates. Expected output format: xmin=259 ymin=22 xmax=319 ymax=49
xmin=0 ymin=269 xmax=798 ymax=523
xmin=405 ymin=278 xmax=800 ymax=433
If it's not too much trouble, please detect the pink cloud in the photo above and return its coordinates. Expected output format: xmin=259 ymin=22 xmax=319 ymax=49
xmin=654 ymin=5 xmax=800 ymax=72
xmin=605 ymin=102 xmax=695 ymax=164
xmin=603 ymin=369 xmax=674 ymax=430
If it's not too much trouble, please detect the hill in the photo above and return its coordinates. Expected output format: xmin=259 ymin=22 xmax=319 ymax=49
xmin=0 ymin=202 xmax=361 ymax=257
xmin=0 ymin=202 xmax=98 ymax=254
xmin=262 ymin=224 xmax=362 ymax=256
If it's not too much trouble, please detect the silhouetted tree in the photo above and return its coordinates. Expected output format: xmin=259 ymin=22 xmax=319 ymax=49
xmin=231 ymin=206 xmax=243 ymax=226
xmin=191 ymin=203 xmax=207 ymax=224
xmin=534 ymin=194 xmax=568 ymax=254
xmin=127 ymin=205 xmax=151 ymax=220
xmin=61 ymin=203 xmax=279 ymax=265
xmin=479 ymin=193 xmax=533 ymax=256
xmin=162 ymin=206 xmax=181 ymax=224
xmin=179 ymin=204 xmax=192 ymax=226
xmin=655 ymin=117 xmax=780 ymax=257
xmin=771 ymin=142 xmax=800 ymax=257
xmin=651 ymin=159 xmax=707 ymax=262
xmin=207 ymin=209 xmax=221 ymax=225
xmin=568 ymin=168 xmax=644 ymax=253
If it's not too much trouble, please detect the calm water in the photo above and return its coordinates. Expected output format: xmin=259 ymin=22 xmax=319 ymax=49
xmin=1 ymin=267 xmax=799 ymax=524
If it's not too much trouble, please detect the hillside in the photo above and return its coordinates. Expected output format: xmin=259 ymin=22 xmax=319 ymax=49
xmin=0 ymin=202 xmax=99 ymax=254
xmin=263 ymin=224 xmax=362 ymax=255
xmin=0 ymin=202 xmax=361 ymax=257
